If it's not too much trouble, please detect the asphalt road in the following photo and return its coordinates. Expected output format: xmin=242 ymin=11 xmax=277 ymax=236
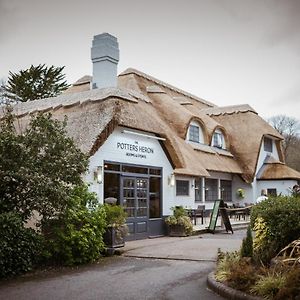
xmin=0 ymin=230 xmax=246 ymax=300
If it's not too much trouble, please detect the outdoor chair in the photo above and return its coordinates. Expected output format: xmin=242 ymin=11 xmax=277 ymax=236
xmin=194 ymin=205 xmax=205 ymax=225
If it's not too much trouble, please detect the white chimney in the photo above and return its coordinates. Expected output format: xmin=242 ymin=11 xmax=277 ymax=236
xmin=91 ymin=33 xmax=119 ymax=89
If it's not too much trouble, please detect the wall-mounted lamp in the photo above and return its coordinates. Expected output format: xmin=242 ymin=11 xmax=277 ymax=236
xmin=168 ymin=173 xmax=175 ymax=187
xmin=94 ymin=166 xmax=103 ymax=184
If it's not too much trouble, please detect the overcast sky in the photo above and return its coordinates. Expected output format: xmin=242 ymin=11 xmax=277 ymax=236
xmin=1 ymin=0 xmax=299 ymax=119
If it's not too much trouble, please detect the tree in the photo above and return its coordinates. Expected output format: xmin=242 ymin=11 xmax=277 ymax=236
xmin=0 ymin=108 xmax=88 ymax=222
xmin=268 ymin=115 xmax=300 ymax=160
xmin=3 ymin=64 xmax=69 ymax=102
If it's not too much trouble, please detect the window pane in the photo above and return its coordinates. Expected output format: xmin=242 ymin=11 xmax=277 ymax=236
xmin=221 ymin=180 xmax=232 ymax=202
xmin=176 ymin=180 xmax=189 ymax=196
xmin=189 ymin=125 xmax=200 ymax=143
xmin=122 ymin=165 xmax=148 ymax=174
xmin=104 ymin=173 xmax=120 ymax=204
xmin=149 ymin=168 xmax=162 ymax=176
xmin=267 ymin=188 xmax=277 ymax=196
xmin=213 ymin=133 xmax=223 ymax=148
xmin=149 ymin=177 xmax=161 ymax=218
xmin=264 ymin=137 xmax=273 ymax=152
xmin=205 ymin=178 xmax=218 ymax=201
xmin=104 ymin=163 xmax=120 ymax=171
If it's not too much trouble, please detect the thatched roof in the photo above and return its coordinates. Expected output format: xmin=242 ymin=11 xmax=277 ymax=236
xmin=1 ymin=68 xmax=291 ymax=181
xmin=257 ymin=162 xmax=300 ymax=180
xmin=206 ymin=109 xmax=284 ymax=182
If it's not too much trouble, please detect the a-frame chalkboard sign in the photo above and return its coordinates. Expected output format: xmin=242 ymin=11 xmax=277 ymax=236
xmin=208 ymin=199 xmax=233 ymax=234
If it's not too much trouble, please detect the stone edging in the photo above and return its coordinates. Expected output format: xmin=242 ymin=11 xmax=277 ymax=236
xmin=207 ymin=272 xmax=262 ymax=300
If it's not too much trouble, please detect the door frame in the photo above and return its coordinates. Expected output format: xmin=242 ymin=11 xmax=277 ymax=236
xmin=121 ymin=175 xmax=149 ymax=240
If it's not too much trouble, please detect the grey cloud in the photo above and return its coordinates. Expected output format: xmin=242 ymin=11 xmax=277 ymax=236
xmin=261 ymin=0 xmax=300 ymax=48
xmin=0 ymin=0 xmax=18 ymax=42
xmin=272 ymin=84 xmax=300 ymax=107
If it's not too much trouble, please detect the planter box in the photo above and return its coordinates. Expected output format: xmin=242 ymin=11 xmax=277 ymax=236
xmin=104 ymin=226 xmax=125 ymax=249
xmin=168 ymin=224 xmax=188 ymax=237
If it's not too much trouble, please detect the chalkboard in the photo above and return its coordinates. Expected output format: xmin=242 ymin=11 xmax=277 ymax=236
xmin=219 ymin=200 xmax=233 ymax=234
xmin=208 ymin=200 xmax=233 ymax=234
xmin=208 ymin=200 xmax=221 ymax=233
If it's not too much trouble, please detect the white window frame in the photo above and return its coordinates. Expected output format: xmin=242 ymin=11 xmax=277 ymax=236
xmin=187 ymin=121 xmax=204 ymax=144
xmin=212 ymin=129 xmax=226 ymax=149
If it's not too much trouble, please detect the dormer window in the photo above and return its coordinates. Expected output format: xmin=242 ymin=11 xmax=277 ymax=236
xmin=188 ymin=121 xmax=204 ymax=144
xmin=212 ymin=129 xmax=226 ymax=149
xmin=264 ymin=137 xmax=273 ymax=153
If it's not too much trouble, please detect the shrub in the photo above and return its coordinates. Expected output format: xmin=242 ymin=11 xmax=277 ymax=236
xmin=251 ymin=196 xmax=300 ymax=263
xmin=103 ymin=204 xmax=127 ymax=227
xmin=0 ymin=111 xmax=88 ymax=223
xmin=103 ymin=204 xmax=128 ymax=243
xmin=0 ymin=212 xmax=42 ymax=278
xmin=250 ymin=271 xmax=286 ymax=299
xmin=165 ymin=206 xmax=193 ymax=235
xmin=240 ymin=225 xmax=253 ymax=258
xmin=275 ymin=267 xmax=300 ymax=299
xmin=215 ymin=251 xmax=240 ymax=282
xmin=42 ymin=185 xmax=107 ymax=266
xmin=226 ymin=258 xmax=258 ymax=292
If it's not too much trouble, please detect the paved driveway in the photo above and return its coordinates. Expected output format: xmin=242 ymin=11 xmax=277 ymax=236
xmin=0 ymin=230 xmax=245 ymax=300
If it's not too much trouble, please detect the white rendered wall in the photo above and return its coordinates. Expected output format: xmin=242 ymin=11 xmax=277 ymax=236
xmin=256 ymin=180 xmax=296 ymax=197
xmin=252 ymin=139 xmax=297 ymax=201
xmin=256 ymin=138 xmax=280 ymax=175
xmin=86 ymin=127 xmax=175 ymax=216
xmin=174 ymin=175 xmax=195 ymax=209
xmin=232 ymin=175 xmax=254 ymax=204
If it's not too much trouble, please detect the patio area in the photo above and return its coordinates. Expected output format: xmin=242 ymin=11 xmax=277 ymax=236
xmin=192 ymin=214 xmax=250 ymax=232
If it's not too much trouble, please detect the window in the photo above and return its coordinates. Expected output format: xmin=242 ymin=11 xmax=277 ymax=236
xmin=176 ymin=180 xmax=189 ymax=196
xmin=264 ymin=137 xmax=273 ymax=152
xmin=149 ymin=177 xmax=161 ymax=218
xmin=267 ymin=188 xmax=277 ymax=196
xmin=212 ymin=130 xmax=226 ymax=149
xmin=221 ymin=180 xmax=232 ymax=202
xmin=104 ymin=173 xmax=120 ymax=204
xmin=189 ymin=125 xmax=200 ymax=143
xmin=205 ymin=178 xmax=218 ymax=201
xmin=195 ymin=178 xmax=203 ymax=202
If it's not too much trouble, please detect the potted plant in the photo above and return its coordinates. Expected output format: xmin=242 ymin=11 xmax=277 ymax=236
xmin=103 ymin=204 xmax=128 ymax=251
xmin=165 ymin=206 xmax=193 ymax=237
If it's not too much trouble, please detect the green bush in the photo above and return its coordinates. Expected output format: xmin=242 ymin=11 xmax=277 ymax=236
xmin=240 ymin=225 xmax=253 ymax=258
xmin=103 ymin=204 xmax=127 ymax=227
xmin=250 ymin=271 xmax=286 ymax=299
xmin=215 ymin=251 xmax=240 ymax=282
xmin=251 ymin=196 xmax=300 ymax=263
xmin=165 ymin=206 xmax=193 ymax=235
xmin=42 ymin=185 xmax=107 ymax=266
xmin=0 ymin=212 xmax=42 ymax=278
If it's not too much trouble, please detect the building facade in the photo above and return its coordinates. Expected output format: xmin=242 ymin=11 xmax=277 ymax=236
xmin=4 ymin=33 xmax=300 ymax=240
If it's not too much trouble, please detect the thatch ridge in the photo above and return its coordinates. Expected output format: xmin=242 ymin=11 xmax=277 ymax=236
xmin=203 ymin=104 xmax=256 ymax=116
xmin=119 ymin=68 xmax=216 ymax=108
